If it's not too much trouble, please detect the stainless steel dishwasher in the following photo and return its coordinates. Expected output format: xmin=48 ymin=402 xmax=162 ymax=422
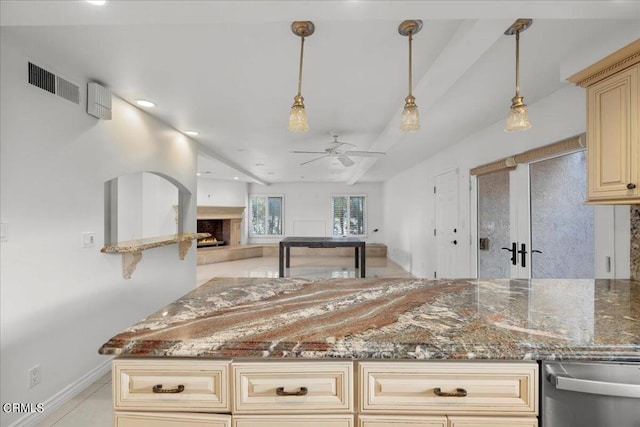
xmin=543 ymin=361 xmax=640 ymax=427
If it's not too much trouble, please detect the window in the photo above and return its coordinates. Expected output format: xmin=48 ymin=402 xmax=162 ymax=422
xmin=332 ymin=195 xmax=366 ymax=236
xmin=249 ymin=195 xmax=283 ymax=236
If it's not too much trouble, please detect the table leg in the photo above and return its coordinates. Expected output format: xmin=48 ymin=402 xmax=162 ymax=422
xmin=360 ymin=244 xmax=366 ymax=278
xmin=355 ymin=247 xmax=359 ymax=268
xmin=279 ymin=243 xmax=285 ymax=277
xmin=286 ymin=246 xmax=291 ymax=268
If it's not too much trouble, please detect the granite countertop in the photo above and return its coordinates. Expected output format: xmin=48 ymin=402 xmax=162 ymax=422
xmin=99 ymin=277 xmax=640 ymax=361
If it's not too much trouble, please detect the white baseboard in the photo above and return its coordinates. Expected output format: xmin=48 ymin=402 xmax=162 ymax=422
xmin=8 ymin=358 xmax=113 ymax=427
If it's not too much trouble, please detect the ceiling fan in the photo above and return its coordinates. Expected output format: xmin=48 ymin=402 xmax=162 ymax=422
xmin=291 ymin=133 xmax=386 ymax=167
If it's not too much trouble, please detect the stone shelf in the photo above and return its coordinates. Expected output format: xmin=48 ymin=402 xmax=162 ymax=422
xmin=102 ymin=233 xmax=210 ymax=279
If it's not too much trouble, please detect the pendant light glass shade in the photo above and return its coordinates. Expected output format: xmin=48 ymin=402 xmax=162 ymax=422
xmin=288 ymin=21 xmax=314 ymax=133
xmin=506 ymin=99 xmax=531 ymax=132
xmin=504 ymin=19 xmax=533 ymax=133
xmin=288 ymin=95 xmax=309 ymax=133
xmin=400 ymin=95 xmax=420 ymax=132
xmin=399 ymin=20 xmax=422 ymax=132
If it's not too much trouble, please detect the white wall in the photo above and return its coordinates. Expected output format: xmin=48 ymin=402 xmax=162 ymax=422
xmin=383 ymin=84 xmax=630 ymax=279
xmin=247 ymin=182 xmax=384 ymax=244
xmin=0 ymin=30 xmax=198 ymax=426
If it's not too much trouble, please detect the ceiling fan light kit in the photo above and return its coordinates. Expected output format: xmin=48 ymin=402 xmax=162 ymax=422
xmin=288 ymin=21 xmax=314 ymax=133
xmin=504 ymin=18 xmax=533 ymax=132
xmin=399 ymin=19 xmax=423 ymax=132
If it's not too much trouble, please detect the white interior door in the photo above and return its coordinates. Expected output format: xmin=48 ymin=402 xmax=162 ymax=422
xmin=435 ymin=169 xmax=459 ymax=278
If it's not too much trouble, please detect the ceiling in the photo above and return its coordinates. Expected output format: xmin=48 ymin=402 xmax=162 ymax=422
xmin=2 ymin=1 xmax=639 ymax=185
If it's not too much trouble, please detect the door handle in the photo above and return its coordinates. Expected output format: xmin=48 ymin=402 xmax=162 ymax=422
xmin=501 ymin=242 xmax=517 ymax=265
xmin=517 ymin=243 xmax=527 ymax=268
xmin=545 ymin=364 xmax=640 ymax=398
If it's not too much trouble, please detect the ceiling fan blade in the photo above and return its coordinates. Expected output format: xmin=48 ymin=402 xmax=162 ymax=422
xmin=330 ymin=141 xmax=357 ymax=149
xmin=343 ymin=150 xmax=386 ymax=157
xmin=337 ymin=155 xmax=355 ymax=167
xmin=291 ymin=151 xmax=327 ymax=154
xmin=300 ymin=155 xmax=330 ymax=166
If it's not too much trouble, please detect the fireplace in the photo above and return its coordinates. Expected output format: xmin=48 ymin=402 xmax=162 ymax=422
xmin=197 ymin=219 xmax=225 ymax=247
xmin=197 ymin=206 xmax=245 ymax=248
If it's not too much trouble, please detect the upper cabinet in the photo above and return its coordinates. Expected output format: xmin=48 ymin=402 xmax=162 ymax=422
xmin=569 ymin=39 xmax=640 ymax=204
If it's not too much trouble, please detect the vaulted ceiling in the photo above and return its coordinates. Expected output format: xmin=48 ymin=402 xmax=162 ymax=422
xmin=2 ymin=1 xmax=639 ymax=184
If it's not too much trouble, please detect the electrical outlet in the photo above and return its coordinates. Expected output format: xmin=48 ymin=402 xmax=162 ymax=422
xmin=28 ymin=365 xmax=41 ymax=389
xmin=81 ymin=232 xmax=95 ymax=248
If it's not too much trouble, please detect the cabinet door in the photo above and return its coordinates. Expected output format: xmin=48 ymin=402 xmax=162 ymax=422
xmin=112 ymin=359 xmax=230 ymax=412
xmin=232 ymin=415 xmax=354 ymax=427
xmin=233 ymin=361 xmax=353 ymax=414
xmin=587 ymin=63 xmax=639 ymax=202
xmin=359 ymin=414 xmax=447 ymax=427
xmin=115 ymin=412 xmax=231 ymax=427
xmin=448 ymin=416 xmax=537 ymax=427
xmin=359 ymin=361 xmax=538 ymax=415
xmin=230 ymin=219 xmax=242 ymax=246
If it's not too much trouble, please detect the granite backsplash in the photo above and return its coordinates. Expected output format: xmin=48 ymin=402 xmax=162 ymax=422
xmin=632 ymin=205 xmax=640 ymax=281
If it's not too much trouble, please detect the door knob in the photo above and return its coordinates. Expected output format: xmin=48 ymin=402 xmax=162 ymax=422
xmin=627 ymin=183 xmax=637 ymax=190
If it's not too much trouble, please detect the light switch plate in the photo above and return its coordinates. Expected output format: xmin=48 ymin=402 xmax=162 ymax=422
xmin=81 ymin=232 xmax=95 ymax=248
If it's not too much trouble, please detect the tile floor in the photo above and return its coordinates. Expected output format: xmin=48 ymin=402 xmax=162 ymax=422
xmin=39 ymin=255 xmax=411 ymax=426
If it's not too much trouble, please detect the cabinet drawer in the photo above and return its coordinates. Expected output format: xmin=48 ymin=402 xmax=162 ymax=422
xmin=359 ymin=362 xmax=537 ymax=415
xmin=113 ymin=359 xmax=230 ymax=412
xmin=359 ymin=414 xmax=447 ymax=427
xmin=115 ymin=412 xmax=231 ymax=427
xmin=233 ymin=415 xmax=354 ymax=427
xmin=448 ymin=416 xmax=538 ymax=427
xmin=233 ymin=361 xmax=353 ymax=413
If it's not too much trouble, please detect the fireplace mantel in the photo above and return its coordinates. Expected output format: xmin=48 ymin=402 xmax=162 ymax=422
xmin=197 ymin=206 xmax=245 ymax=219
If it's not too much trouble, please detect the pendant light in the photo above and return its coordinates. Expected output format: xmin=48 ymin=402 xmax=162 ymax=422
xmin=504 ymin=19 xmax=533 ymax=132
xmin=288 ymin=21 xmax=314 ymax=133
xmin=398 ymin=20 xmax=423 ymax=132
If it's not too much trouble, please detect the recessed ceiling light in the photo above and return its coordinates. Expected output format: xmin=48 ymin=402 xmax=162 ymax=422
xmin=135 ymin=99 xmax=156 ymax=108
xmin=233 ymin=176 xmax=239 ymax=180
xmin=196 ymin=172 xmax=201 ymax=176
xmin=86 ymin=0 xmax=106 ymax=5
xmin=184 ymin=130 xmax=199 ymax=136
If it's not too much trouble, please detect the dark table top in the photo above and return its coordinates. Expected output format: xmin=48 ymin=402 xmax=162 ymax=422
xmin=280 ymin=236 xmax=363 ymax=244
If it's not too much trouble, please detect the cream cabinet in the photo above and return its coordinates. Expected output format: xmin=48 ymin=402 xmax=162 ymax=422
xmin=111 ymin=359 xmax=537 ymax=426
xmin=114 ymin=412 xmax=231 ymax=427
xmin=232 ymin=361 xmax=353 ymax=414
xmin=358 ymin=361 xmax=538 ymax=426
xmin=569 ymin=39 xmax=640 ymax=204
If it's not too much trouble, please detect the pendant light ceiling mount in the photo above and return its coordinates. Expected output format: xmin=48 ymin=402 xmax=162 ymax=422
xmin=504 ymin=18 xmax=533 ymax=132
xmin=399 ymin=19 xmax=423 ymax=133
xmin=291 ymin=21 xmax=315 ymax=38
xmin=288 ymin=21 xmax=314 ymax=133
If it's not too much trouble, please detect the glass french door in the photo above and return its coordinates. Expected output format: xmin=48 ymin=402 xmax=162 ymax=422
xmin=477 ymin=150 xmax=594 ymax=279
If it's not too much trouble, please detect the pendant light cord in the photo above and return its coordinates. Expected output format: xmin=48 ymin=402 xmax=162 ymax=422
xmin=297 ymin=36 xmax=305 ymax=96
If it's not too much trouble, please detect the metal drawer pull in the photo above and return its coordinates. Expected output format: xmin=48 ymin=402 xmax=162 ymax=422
xmin=433 ymin=387 xmax=467 ymax=397
xmin=152 ymin=384 xmax=185 ymax=394
xmin=276 ymin=386 xmax=308 ymax=396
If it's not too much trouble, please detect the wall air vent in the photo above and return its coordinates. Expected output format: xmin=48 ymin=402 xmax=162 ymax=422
xmin=28 ymin=62 xmax=56 ymax=94
xmin=87 ymin=82 xmax=112 ymax=120
xmin=56 ymin=76 xmax=80 ymax=104
xmin=28 ymin=62 xmax=81 ymax=105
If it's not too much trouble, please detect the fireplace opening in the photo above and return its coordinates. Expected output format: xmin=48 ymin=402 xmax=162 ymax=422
xmin=197 ymin=219 xmax=226 ymax=247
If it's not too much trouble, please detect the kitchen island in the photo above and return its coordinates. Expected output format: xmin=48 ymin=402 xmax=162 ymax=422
xmin=99 ymin=277 xmax=640 ymax=426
